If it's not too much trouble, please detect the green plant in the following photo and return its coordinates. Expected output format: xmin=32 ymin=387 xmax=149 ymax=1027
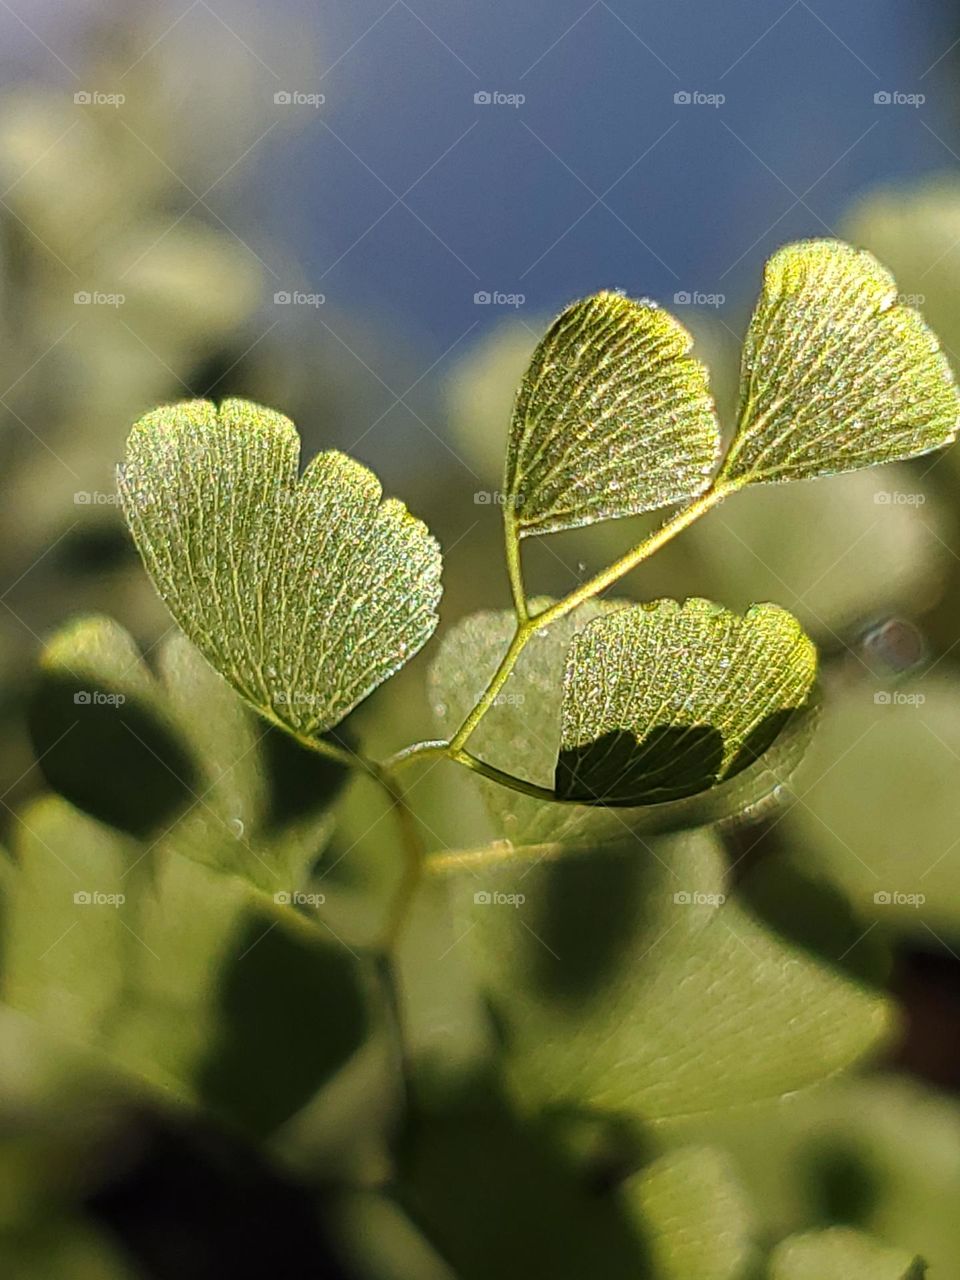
xmin=8 ymin=237 xmax=959 ymax=1277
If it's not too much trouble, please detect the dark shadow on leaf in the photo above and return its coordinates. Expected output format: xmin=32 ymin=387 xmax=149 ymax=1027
xmin=86 ymin=1104 xmax=354 ymax=1280
xmin=196 ymin=908 xmax=368 ymax=1137
xmin=739 ymin=856 xmax=891 ymax=989
xmin=528 ymin=844 xmax=649 ymax=1005
xmin=259 ymin=724 xmax=352 ymax=832
xmin=28 ymin=670 xmax=199 ymax=839
xmin=396 ymin=1078 xmax=655 ymax=1280
xmin=556 ymin=725 xmax=723 ymax=804
xmin=555 ymin=709 xmax=805 ymax=807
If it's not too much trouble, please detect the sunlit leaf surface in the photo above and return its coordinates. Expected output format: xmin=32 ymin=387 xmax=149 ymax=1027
xmin=118 ymin=398 xmax=443 ymax=738
xmin=718 ymin=240 xmax=959 ymax=488
xmin=557 ymin=599 xmax=817 ymax=804
xmin=505 ymin=292 xmax=720 ymax=535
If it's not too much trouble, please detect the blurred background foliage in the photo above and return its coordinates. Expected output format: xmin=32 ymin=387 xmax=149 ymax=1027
xmin=2 ymin=1 xmax=960 ymax=1277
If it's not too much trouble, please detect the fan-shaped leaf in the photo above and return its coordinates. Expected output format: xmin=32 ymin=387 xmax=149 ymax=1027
xmin=557 ymin=598 xmax=817 ymax=805
xmin=430 ymin=602 xmax=818 ymax=852
xmin=718 ymin=239 xmax=959 ymax=489
xmin=505 ymin=292 xmax=721 ymax=535
xmin=118 ymin=398 xmax=443 ymax=739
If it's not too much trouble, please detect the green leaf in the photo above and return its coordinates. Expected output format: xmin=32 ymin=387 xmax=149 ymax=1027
xmin=768 ymin=1227 xmax=925 ymax=1279
xmin=28 ymin=616 xmax=340 ymax=890
xmin=430 ymin=603 xmax=818 ymax=852
xmin=505 ymin=292 xmax=721 ymax=536
xmin=778 ymin=675 xmax=960 ymax=937
xmin=625 ymin=1146 xmax=756 ymax=1280
xmin=717 ymin=240 xmax=959 ymax=489
xmin=118 ymin=398 xmax=443 ymax=739
xmin=0 ymin=796 xmax=372 ymax=1137
xmin=557 ymin=598 xmax=817 ymax=804
xmin=449 ymin=832 xmax=891 ymax=1126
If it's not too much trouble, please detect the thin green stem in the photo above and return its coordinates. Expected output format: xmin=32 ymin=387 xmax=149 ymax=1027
xmin=375 ymin=764 xmax=427 ymax=950
xmin=380 ymin=740 xmax=449 ymax=773
xmin=447 ymin=485 xmax=727 ymax=757
xmin=450 ymin=747 xmax=558 ymax=802
xmin=503 ymin=504 xmax=528 ymax=622
xmin=426 ymin=838 xmax=567 ymax=874
xmin=531 ymin=485 xmax=729 ymax=630
xmin=448 ymin=620 xmax=533 ymax=752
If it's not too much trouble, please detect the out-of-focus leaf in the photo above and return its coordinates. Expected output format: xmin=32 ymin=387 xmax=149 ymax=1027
xmin=445 ymin=318 xmax=543 ymax=483
xmin=118 ymin=398 xmax=443 ymax=738
xmin=665 ymin=466 xmax=950 ymax=637
xmin=841 ymin=179 xmax=960 ymax=365
xmin=718 ymin=240 xmax=959 ymax=489
xmin=431 ymin=604 xmax=816 ymax=852
xmin=29 ymin=616 xmax=199 ymax=839
xmin=29 ymin=617 xmax=339 ymax=890
xmin=556 ymin=599 xmax=816 ymax=804
xmin=447 ymin=831 xmax=891 ymax=1127
xmin=779 ymin=675 xmax=960 ymax=936
xmin=684 ymin=1076 xmax=960 ymax=1279
xmin=0 ymin=797 xmax=372 ymax=1137
xmin=624 ymin=1146 xmax=756 ymax=1280
xmin=396 ymin=1086 xmax=655 ymax=1280
xmin=505 ymin=292 xmax=720 ymax=535
xmin=768 ymin=1226 xmax=924 ymax=1279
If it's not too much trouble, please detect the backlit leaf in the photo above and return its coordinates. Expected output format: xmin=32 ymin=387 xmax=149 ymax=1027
xmin=718 ymin=240 xmax=959 ymax=489
xmin=430 ymin=602 xmax=817 ymax=851
xmin=505 ymin=292 xmax=721 ymax=536
xmin=557 ymin=599 xmax=817 ymax=805
xmin=118 ymin=398 xmax=443 ymax=739
xmin=450 ymin=831 xmax=891 ymax=1125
